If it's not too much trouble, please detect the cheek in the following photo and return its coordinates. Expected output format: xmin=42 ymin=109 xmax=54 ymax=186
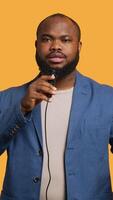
xmin=37 ymin=44 xmax=50 ymax=57
xmin=65 ymin=46 xmax=78 ymax=61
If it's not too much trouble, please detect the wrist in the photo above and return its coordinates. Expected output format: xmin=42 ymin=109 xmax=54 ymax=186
xmin=21 ymin=100 xmax=31 ymax=114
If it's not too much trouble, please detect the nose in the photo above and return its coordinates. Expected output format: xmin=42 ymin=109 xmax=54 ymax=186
xmin=49 ymin=40 xmax=62 ymax=51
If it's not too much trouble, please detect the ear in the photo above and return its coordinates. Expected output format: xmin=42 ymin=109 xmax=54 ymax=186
xmin=78 ymin=41 xmax=82 ymax=52
xmin=35 ymin=40 xmax=37 ymax=48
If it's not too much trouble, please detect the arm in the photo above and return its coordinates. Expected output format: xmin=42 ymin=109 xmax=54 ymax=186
xmin=0 ymin=75 xmax=56 ymax=155
xmin=0 ymin=92 xmax=31 ymax=155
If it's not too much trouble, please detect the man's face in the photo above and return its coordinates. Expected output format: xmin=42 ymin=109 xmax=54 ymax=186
xmin=35 ymin=16 xmax=82 ymax=75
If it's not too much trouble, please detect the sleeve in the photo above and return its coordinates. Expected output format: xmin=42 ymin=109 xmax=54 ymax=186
xmin=0 ymin=89 xmax=32 ymax=155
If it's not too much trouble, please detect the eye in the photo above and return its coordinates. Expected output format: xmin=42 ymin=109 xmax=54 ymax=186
xmin=41 ymin=37 xmax=52 ymax=42
xmin=62 ymin=38 xmax=72 ymax=43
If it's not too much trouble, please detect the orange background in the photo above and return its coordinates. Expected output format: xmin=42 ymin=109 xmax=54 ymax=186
xmin=0 ymin=0 xmax=113 ymax=192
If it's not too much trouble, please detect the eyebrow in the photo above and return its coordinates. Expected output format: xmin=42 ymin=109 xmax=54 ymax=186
xmin=40 ymin=33 xmax=71 ymax=38
xmin=41 ymin=34 xmax=53 ymax=38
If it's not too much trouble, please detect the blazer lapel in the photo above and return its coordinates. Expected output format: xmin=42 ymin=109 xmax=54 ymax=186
xmin=66 ymin=72 xmax=92 ymax=148
xmin=32 ymin=104 xmax=43 ymax=147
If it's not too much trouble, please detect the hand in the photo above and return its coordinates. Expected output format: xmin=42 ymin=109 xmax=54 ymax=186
xmin=21 ymin=75 xmax=57 ymax=113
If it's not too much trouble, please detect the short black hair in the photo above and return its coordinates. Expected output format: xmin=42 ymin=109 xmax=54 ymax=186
xmin=36 ymin=13 xmax=81 ymax=41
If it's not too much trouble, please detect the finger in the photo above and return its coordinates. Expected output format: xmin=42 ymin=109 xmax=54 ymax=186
xmin=36 ymin=81 xmax=57 ymax=91
xmin=40 ymin=74 xmax=55 ymax=81
xmin=31 ymin=79 xmax=57 ymax=93
xmin=36 ymin=85 xmax=56 ymax=95
xmin=34 ymin=92 xmax=49 ymax=102
xmin=34 ymin=75 xmax=56 ymax=86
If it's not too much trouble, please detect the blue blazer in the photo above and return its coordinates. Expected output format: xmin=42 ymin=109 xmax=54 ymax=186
xmin=0 ymin=71 xmax=113 ymax=200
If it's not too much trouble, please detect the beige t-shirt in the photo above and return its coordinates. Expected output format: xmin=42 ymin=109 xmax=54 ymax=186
xmin=40 ymin=87 xmax=73 ymax=200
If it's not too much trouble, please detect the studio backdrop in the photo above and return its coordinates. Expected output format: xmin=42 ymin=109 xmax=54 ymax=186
xmin=0 ymin=0 xmax=113 ymax=192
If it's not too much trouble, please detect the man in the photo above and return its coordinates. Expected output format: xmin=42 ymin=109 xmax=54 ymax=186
xmin=0 ymin=13 xmax=113 ymax=200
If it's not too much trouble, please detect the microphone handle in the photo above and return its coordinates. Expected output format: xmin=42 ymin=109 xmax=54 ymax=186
xmin=47 ymin=69 xmax=56 ymax=98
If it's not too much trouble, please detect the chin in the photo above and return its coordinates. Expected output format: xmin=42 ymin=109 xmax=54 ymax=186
xmin=48 ymin=63 xmax=66 ymax=69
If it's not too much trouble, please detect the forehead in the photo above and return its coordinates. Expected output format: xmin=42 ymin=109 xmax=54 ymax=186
xmin=38 ymin=17 xmax=77 ymax=38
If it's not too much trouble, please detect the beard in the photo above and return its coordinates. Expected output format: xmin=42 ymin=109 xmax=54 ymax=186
xmin=35 ymin=50 xmax=79 ymax=80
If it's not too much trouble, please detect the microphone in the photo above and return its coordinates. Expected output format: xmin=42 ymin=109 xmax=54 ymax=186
xmin=39 ymin=68 xmax=57 ymax=98
xmin=47 ymin=69 xmax=56 ymax=98
xmin=48 ymin=69 xmax=56 ymax=86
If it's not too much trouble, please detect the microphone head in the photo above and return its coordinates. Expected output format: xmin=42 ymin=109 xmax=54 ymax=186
xmin=48 ymin=69 xmax=56 ymax=86
xmin=39 ymin=67 xmax=57 ymax=86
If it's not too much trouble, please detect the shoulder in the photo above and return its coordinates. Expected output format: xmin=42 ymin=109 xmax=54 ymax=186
xmin=77 ymin=71 xmax=113 ymax=95
xmin=0 ymin=82 xmax=30 ymax=105
xmin=76 ymin=72 xmax=113 ymax=115
xmin=76 ymin=71 xmax=113 ymax=111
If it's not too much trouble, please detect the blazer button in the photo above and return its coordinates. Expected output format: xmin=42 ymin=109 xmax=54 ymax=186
xmin=33 ymin=176 xmax=40 ymax=183
xmin=9 ymin=132 xmax=14 ymax=137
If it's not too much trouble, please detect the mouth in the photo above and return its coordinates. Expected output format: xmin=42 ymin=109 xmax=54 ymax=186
xmin=47 ymin=57 xmax=65 ymax=63
xmin=46 ymin=53 xmax=66 ymax=64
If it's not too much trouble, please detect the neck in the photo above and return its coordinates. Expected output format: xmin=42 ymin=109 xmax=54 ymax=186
xmin=56 ymin=70 xmax=76 ymax=90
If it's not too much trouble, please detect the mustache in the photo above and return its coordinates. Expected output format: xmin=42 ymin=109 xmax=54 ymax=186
xmin=46 ymin=51 xmax=66 ymax=58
